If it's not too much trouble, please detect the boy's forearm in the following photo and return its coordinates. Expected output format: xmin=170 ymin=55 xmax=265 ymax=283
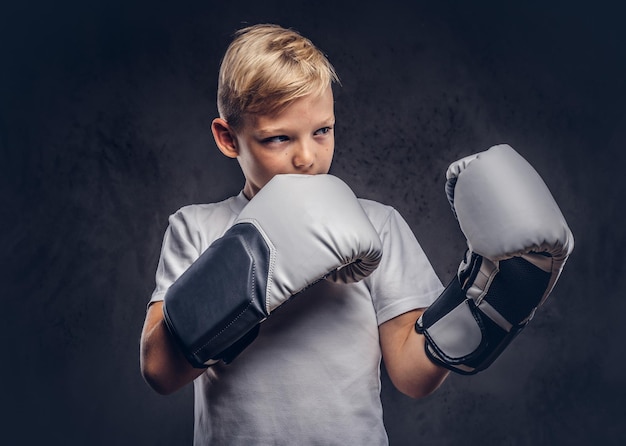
xmin=140 ymin=301 xmax=205 ymax=395
xmin=400 ymin=331 xmax=450 ymax=398
xmin=379 ymin=310 xmax=449 ymax=399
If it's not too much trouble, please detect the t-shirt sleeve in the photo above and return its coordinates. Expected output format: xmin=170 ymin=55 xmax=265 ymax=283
xmin=149 ymin=209 xmax=202 ymax=305
xmin=368 ymin=206 xmax=444 ymax=325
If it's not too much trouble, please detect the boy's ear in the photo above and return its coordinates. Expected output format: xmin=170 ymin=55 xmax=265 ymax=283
xmin=211 ymin=118 xmax=239 ymax=158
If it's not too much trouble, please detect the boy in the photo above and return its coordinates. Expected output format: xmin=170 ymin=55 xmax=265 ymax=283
xmin=141 ymin=23 xmax=448 ymax=445
xmin=140 ymin=24 xmax=572 ymax=445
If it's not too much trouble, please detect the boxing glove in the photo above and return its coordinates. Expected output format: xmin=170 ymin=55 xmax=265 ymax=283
xmin=163 ymin=174 xmax=383 ymax=368
xmin=415 ymin=145 xmax=574 ymax=374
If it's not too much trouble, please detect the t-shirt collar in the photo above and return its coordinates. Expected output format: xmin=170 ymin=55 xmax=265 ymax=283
xmin=229 ymin=190 xmax=250 ymax=216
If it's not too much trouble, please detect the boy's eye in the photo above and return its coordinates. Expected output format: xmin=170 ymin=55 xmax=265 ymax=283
xmin=314 ymin=127 xmax=333 ymax=136
xmin=262 ymin=135 xmax=289 ymax=144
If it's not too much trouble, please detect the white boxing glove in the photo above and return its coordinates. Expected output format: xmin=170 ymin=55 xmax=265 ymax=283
xmin=415 ymin=145 xmax=574 ymax=374
xmin=163 ymin=174 xmax=382 ymax=368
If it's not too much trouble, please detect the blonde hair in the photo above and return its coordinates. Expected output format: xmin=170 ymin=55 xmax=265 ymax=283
xmin=217 ymin=24 xmax=340 ymax=129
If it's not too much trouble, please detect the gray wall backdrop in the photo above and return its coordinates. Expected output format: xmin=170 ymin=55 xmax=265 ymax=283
xmin=2 ymin=0 xmax=625 ymax=445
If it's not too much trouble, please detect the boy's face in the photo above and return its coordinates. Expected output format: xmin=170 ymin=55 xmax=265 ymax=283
xmin=217 ymin=86 xmax=335 ymax=199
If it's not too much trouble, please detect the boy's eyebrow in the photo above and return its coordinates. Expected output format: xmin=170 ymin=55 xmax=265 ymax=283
xmin=256 ymin=117 xmax=336 ymax=137
xmin=255 ymin=128 xmax=286 ymax=138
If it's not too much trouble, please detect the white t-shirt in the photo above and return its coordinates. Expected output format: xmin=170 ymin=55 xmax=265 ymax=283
xmin=150 ymin=191 xmax=443 ymax=446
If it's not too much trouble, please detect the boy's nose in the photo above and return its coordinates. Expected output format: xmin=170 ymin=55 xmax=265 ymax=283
xmin=293 ymin=141 xmax=315 ymax=170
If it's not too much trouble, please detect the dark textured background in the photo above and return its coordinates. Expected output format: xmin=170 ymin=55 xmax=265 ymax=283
xmin=2 ymin=1 xmax=625 ymax=445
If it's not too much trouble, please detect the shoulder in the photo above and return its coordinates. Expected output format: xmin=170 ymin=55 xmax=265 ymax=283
xmin=165 ymin=193 xmax=248 ymax=251
xmin=357 ymin=198 xmax=397 ymax=229
xmin=357 ymin=198 xmax=413 ymax=240
xmin=170 ymin=193 xmax=247 ymax=227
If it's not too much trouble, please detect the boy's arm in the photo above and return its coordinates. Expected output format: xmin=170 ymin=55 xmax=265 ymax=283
xmin=382 ymin=145 xmax=573 ymax=390
xmin=414 ymin=145 xmax=573 ymax=375
xmin=140 ymin=174 xmax=383 ymax=391
xmin=140 ymin=301 xmax=205 ymax=395
xmin=379 ymin=309 xmax=449 ymax=399
xmin=160 ymin=175 xmax=382 ymax=369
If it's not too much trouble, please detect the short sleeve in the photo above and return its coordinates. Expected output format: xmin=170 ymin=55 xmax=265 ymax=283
xmin=365 ymin=204 xmax=444 ymax=325
xmin=149 ymin=210 xmax=202 ymax=304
